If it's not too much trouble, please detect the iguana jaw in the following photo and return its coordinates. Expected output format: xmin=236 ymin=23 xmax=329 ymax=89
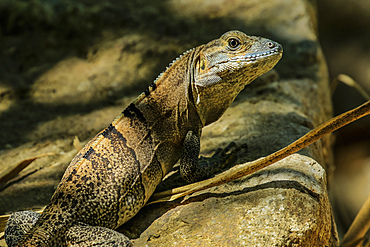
xmin=191 ymin=30 xmax=283 ymax=126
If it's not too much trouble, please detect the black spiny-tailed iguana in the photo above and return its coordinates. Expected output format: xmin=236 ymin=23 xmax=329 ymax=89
xmin=5 ymin=30 xmax=283 ymax=246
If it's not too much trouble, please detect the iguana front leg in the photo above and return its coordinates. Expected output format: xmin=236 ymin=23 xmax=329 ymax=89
xmin=180 ymin=131 xmax=246 ymax=183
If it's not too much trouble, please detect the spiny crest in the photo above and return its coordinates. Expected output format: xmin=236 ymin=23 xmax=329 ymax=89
xmin=132 ymin=48 xmax=196 ymax=104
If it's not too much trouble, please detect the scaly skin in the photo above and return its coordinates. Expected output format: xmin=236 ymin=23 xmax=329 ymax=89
xmin=5 ymin=30 xmax=282 ymax=246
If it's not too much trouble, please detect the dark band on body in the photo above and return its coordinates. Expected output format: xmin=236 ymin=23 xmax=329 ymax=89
xmin=122 ymin=103 xmax=146 ymax=123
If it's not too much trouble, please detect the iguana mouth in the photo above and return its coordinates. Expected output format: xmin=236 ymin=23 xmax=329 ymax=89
xmin=235 ymin=44 xmax=283 ymax=63
xmin=244 ymin=45 xmax=283 ymax=61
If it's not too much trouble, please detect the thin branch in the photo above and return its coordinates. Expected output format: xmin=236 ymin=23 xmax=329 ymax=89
xmin=148 ymin=100 xmax=370 ymax=204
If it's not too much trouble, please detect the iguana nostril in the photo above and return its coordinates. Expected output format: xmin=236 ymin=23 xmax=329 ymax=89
xmin=267 ymin=42 xmax=275 ymax=48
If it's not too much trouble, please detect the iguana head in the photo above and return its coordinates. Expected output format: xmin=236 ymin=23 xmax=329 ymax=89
xmin=191 ymin=30 xmax=283 ymax=126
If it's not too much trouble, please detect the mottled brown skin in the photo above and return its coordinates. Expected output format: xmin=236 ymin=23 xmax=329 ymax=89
xmin=5 ymin=30 xmax=282 ymax=246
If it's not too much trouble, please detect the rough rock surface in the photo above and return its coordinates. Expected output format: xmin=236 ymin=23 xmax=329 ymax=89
xmin=0 ymin=0 xmax=339 ymax=246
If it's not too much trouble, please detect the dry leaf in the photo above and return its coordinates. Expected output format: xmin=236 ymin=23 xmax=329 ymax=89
xmin=0 ymin=153 xmax=56 ymax=185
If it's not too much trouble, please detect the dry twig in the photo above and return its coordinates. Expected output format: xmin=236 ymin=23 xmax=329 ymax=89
xmin=148 ymin=100 xmax=370 ymax=204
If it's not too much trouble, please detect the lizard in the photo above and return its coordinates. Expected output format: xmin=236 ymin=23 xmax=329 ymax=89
xmin=5 ymin=30 xmax=283 ymax=246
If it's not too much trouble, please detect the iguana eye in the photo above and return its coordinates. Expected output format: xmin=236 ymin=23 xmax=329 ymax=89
xmin=227 ymin=38 xmax=241 ymax=50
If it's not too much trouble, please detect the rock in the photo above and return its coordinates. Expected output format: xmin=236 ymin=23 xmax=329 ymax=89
xmin=131 ymin=155 xmax=334 ymax=246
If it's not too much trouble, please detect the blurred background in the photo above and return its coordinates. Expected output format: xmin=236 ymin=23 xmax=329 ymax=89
xmin=317 ymin=0 xmax=370 ymax=238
